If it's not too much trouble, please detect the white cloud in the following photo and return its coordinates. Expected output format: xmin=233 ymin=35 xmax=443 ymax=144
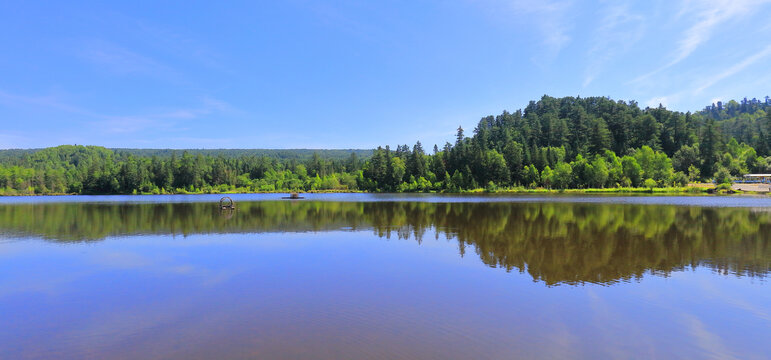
xmin=669 ymin=0 xmax=769 ymax=67
xmin=470 ymin=0 xmax=575 ymax=59
xmin=624 ymin=0 xmax=771 ymax=110
xmin=0 ymin=132 xmax=32 ymax=149
xmin=694 ymin=44 xmax=771 ymax=94
xmin=0 ymin=88 xmax=236 ymax=135
xmin=646 ymin=96 xmax=669 ymax=108
xmin=519 ymin=0 xmax=574 ymax=57
xmin=134 ymin=21 xmax=225 ymax=70
xmin=682 ymin=314 xmax=740 ymax=360
xmin=91 ymin=97 xmax=237 ymax=134
xmin=583 ymin=1 xmax=646 ymax=87
xmin=634 ymin=0 xmax=771 ymax=83
xmin=78 ymin=40 xmax=173 ymax=75
xmin=0 ymin=89 xmax=86 ymax=114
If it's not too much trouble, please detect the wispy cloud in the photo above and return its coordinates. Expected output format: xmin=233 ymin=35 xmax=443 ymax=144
xmin=681 ymin=314 xmax=740 ymax=360
xmin=646 ymin=96 xmax=672 ymax=108
xmin=92 ymin=115 xmax=176 ymax=134
xmin=694 ymin=44 xmax=771 ymax=93
xmin=583 ymin=1 xmax=645 ymax=87
xmin=641 ymin=42 xmax=771 ymax=109
xmin=0 ymin=89 xmax=86 ymax=114
xmin=0 ymin=132 xmax=32 ymax=149
xmin=92 ymin=97 xmax=236 ymax=134
xmin=634 ymin=0 xmax=771 ymax=83
xmin=471 ymin=0 xmax=575 ymax=60
xmin=516 ymin=0 xmax=574 ymax=58
xmin=0 ymin=88 xmax=235 ymax=135
xmin=70 ymin=9 xmax=225 ymax=74
xmin=669 ymin=0 xmax=767 ymax=67
xmin=296 ymin=1 xmax=392 ymax=46
xmin=78 ymin=40 xmax=174 ymax=76
xmin=134 ymin=21 xmax=224 ymax=69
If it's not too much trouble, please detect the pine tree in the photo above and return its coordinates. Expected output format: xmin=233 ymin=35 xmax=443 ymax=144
xmin=407 ymin=141 xmax=426 ymax=179
xmin=589 ymin=118 xmax=611 ymax=154
xmin=700 ymin=119 xmax=721 ymax=179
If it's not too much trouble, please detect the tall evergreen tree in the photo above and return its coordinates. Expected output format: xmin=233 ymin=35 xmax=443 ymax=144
xmin=700 ymin=119 xmax=722 ymax=179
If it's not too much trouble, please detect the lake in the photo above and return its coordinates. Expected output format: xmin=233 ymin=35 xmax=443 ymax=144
xmin=0 ymin=194 xmax=769 ymax=359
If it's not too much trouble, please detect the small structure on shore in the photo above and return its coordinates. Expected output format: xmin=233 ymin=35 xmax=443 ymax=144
xmin=731 ymin=174 xmax=771 ymax=193
xmin=740 ymin=174 xmax=771 ymax=184
xmin=282 ymin=192 xmax=304 ymax=199
xmin=219 ymin=196 xmax=235 ymax=209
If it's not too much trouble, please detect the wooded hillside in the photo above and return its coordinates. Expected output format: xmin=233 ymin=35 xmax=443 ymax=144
xmin=1 ymin=95 xmax=769 ymax=194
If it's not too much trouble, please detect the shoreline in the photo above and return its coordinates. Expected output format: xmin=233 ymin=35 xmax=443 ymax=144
xmin=0 ymin=186 xmax=766 ymax=196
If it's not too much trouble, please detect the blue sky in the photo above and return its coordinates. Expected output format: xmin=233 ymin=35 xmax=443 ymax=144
xmin=1 ymin=0 xmax=770 ymax=149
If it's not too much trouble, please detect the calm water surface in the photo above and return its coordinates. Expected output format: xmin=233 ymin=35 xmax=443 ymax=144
xmin=0 ymin=194 xmax=769 ymax=359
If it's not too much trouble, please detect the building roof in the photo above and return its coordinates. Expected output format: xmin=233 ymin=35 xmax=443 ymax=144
xmin=743 ymin=174 xmax=771 ymax=177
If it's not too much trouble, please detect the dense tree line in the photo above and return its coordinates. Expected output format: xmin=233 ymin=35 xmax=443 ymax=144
xmin=112 ymin=148 xmax=372 ymax=160
xmin=1 ymin=95 xmax=770 ymax=194
xmin=0 ymin=145 xmax=364 ymax=194
xmin=359 ymin=96 xmax=771 ymax=191
xmin=699 ymin=98 xmax=771 ymax=154
xmin=0 ymin=148 xmax=371 ymax=162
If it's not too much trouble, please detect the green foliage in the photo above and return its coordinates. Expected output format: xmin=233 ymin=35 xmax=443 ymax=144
xmin=371 ymin=95 xmax=767 ymax=192
xmin=586 ymin=156 xmax=609 ymax=188
xmin=2 ymin=96 xmax=769 ymax=194
xmin=672 ymin=145 xmax=700 ymax=173
xmin=0 ymin=145 xmax=365 ymax=195
xmin=687 ymin=165 xmax=701 ymax=182
xmin=522 ymin=164 xmax=540 ymax=188
xmin=540 ymin=166 xmax=554 ymax=188
xmin=633 ymin=146 xmax=673 ymax=185
xmin=671 ymin=172 xmax=689 ymax=187
xmin=621 ymin=156 xmax=643 ymax=187
xmin=713 ymin=167 xmax=733 ymax=185
xmin=552 ymin=162 xmax=573 ymax=189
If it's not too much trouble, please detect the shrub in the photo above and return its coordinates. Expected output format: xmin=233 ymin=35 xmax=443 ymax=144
xmin=713 ymin=167 xmax=733 ymax=185
xmin=671 ymin=172 xmax=689 ymax=186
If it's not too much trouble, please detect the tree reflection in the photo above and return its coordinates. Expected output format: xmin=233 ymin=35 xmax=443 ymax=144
xmin=0 ymin=201 xmax=768 ymax=285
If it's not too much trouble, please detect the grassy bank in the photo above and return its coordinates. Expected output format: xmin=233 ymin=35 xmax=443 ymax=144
xmin=0 ymin=188 xmax=366 ymax=196
xmin=2 ymin=186 xmax=756 ymax=196
xmin=457 ymin=186 xmax=713 ymax=194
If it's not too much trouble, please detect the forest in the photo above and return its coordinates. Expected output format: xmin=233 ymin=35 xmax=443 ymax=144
xmin=1 ymin=95 xmax=770 ymax=195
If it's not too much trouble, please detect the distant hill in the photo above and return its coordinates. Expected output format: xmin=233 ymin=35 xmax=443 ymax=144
xmin=0 ymin=149 xmax=34 ymax=165
xmin=699 ymin=96 xmax=770 ymax=120
xmin=0 ymin=148 xmax=373 ymax=161
xmin=1 ymin=95 xmax=770 ymax=195
xmin=698 ymin=96 xmax=770 ymax=149
xmin=111 ymin=148 xmax=373 ymax=160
